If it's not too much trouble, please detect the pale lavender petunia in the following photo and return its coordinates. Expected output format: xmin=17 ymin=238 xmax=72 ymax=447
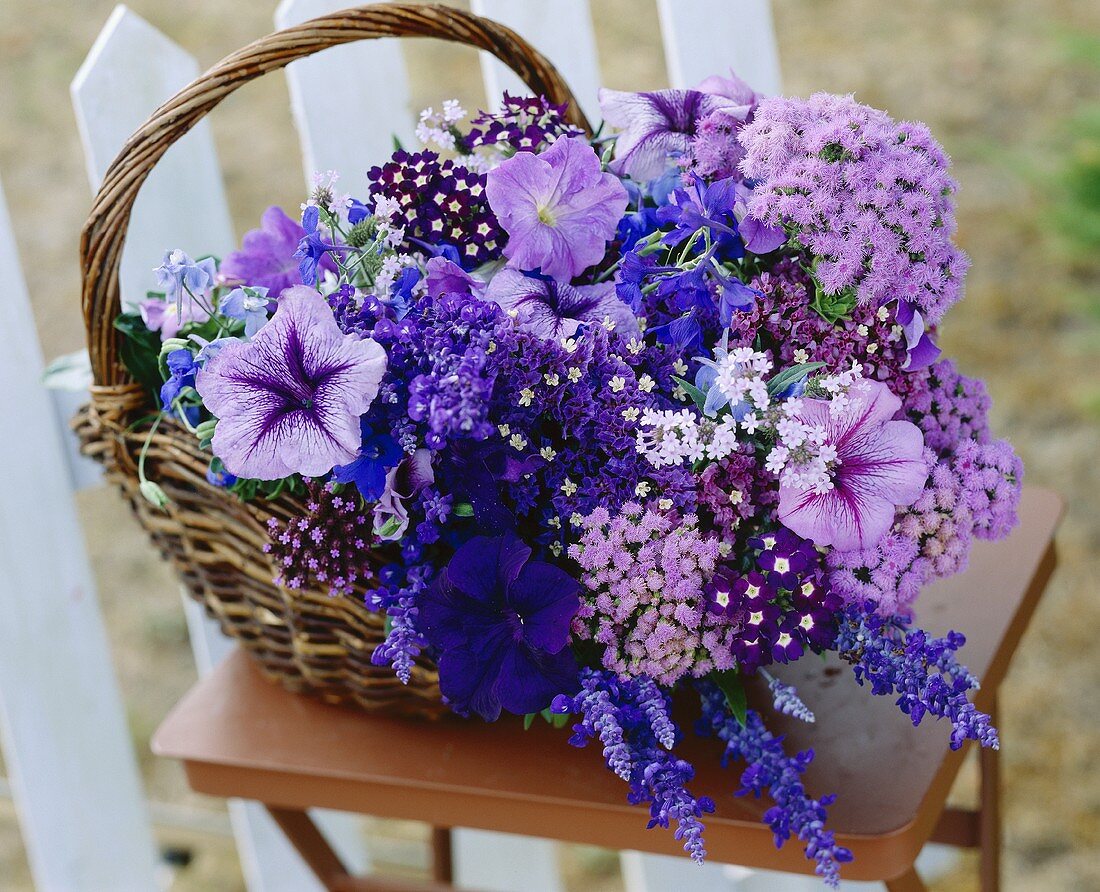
xmin=695 ymin=69 xmax=763 ymax=106
xmin=486 ymin=269 xmax=639 ymax=340
xmin=373 ymin=449 xmax=434 ymax=541
xmin=598 ymin=87 xmax=747 ymax=181
xmin=778 ymin=380 xmax=928 ymax=550
xmin=139 ymin=295 xmax=211 ymax=341
xmin=485 ymin=136 xmax=628 ymax=281
xmin=219 ymin=206 xmax=329 ymax=294
xmin=196 ymin=286 xmax=387 ymax=480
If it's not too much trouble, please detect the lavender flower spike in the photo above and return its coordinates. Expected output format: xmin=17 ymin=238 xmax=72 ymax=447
xmin=486 ymin=136 xmax=628 ymax=281
xmin=197 ymin=286 xmax=387 ymax=480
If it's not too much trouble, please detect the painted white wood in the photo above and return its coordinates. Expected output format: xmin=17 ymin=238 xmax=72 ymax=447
xmin=43 ymin=349 xmax=102 ymax=491
xmin=657 ymin=0 xmax=783 ymax=96
xmin=71 ymin=8 xmax=370 ymax=888
xmin=184 ymin=596 xmax=371 ymax=889
xmin=469 ymin=0 xmax=602 ymax=123
xmin=71 ymin=4 xmax=236 ymax=310
xmin=276 ymin=0 xmax=415 ymax=197
xmin=451 ymin=829 xmax=564 ymax=892
xmin=0 ymin=175 xmax=161 ymax=891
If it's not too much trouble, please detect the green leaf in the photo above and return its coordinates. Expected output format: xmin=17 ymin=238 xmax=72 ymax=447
xmin=711 ymin=669 xmax=748 ymax=727
xmin=551 ymin=712 xmax=570 ymax=729
xmin=377 ymin=516 xmax=403 ymax=539
xmin=767 ymin=362 xmax=826 ymax=397
xmin=523 ymin=713 xmax=536 ymax=730
xmin=453 ymin=502 xmax=475 ymax=517
xmin=114 ymin=313 xmax=165 ymax=399
xmin=672 ymin=375 xmax=708 ymax=410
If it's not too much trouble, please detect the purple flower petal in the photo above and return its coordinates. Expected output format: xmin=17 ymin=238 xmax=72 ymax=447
xmin=197 ymin=286 xmax=386 ymax=480
xmin=508 ymin=561 xmax=580 ymax=654
xmin=486 ymin=269 xmax=639 ymax=340
xmin=444 ymin=533 xmax=531 ymax=605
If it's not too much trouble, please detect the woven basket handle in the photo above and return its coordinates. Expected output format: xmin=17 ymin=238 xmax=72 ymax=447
xmin=80 ymin=2 xmax=590 ymax=388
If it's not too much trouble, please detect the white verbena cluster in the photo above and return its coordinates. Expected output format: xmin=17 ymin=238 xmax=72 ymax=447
xmin=416 ymin=100 xmax=466 ymax=152
xmin=635 ymin=408 xmax=740 ymax=467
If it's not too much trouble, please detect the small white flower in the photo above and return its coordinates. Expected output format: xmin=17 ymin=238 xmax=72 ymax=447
xmin=609 ymin=375 xmax=626 ymax=393
xmin=729 ymin=489 xmax=744 ymax=505
xmin=567 ymin=367 xmax=583 ymax=383
xmin=602 ymin=315 xmax=616 ymax=331
xmin=509 ymin=433 xmax=528 ymax=451
xmin=658 ymin=498 xmax=673 ymax=511
xmin=547 ymin=516 xmax=561 ymax=529
xmin=497 ymin=423 xmax=511 ymax=437
xmin=741 ymin=413 xmax=761 ymax=434
xmin=518 ymin=388 xmax=535 ymax=407
xmin=635 ymin=481 xmax=652 ymax=497
xmin=540 ymin=445 xmax=557 ymax=462
xmin=621 ymin=407 xmax=640 ymax=422
xmin=544 ymin=372 xmax=560 ymax=387
xmin=561 ymin=479 xmax=578 ymax=496
xmin=549 ymin=541 xmax=563 ymax=557
xmin=570 ymin=512 xmax=584 ymax=526
xmin=637 ymin=374 xmax=655 ymax=393
xmin=793 ymin=348 xmax=810 ymax=364
xmin=560 ymin=337 xmax=578 ymax=353
xmin=673 ymin=358 xmax=689 ymax=376
xmin=626 ymin=337 xmax=645 ymax=355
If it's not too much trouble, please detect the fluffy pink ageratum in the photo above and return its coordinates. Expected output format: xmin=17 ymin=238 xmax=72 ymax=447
xmin=827 ymin=449 xmax=973 ymax=614
xmin=738 ymin=92 xmax=969 ymax=323
xmin=567 ymin=503 xmax=736 ymax=684
xmin=953 ymin=438 xmax=1023 ymax=540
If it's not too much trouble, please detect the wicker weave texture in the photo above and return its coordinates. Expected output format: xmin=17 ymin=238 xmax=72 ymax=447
xmin=76 ymin=3 xmax=589 ymax=718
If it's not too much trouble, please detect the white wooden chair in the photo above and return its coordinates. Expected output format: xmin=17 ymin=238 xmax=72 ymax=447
xmin=4 ymin=2 xmax=945 ymax=889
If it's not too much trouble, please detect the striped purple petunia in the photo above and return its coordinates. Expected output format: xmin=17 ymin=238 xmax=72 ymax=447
xmin=197 ymin=286 xmax=387 ymax=480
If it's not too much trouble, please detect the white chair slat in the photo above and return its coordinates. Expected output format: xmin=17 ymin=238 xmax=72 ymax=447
xmin=656 ymin=0 xmax=783 ymax=95
xmin=0 ymin=175 xmax=160 ymax=892
xmin=276 ymin=0 xmax=415 ymax=196
xmin=71 ymin=8 xmax=370 ymax=888
xmin=469 ymin=0 xmax=602 ymax=122
xmin=70 ymin=5 xmax=236 ymax=309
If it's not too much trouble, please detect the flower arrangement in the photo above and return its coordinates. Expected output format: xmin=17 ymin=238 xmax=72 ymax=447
xmin=120 ymin=76 xmax=1022 ymax=885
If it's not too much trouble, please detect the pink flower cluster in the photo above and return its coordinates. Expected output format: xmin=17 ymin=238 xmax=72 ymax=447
xmin=739 ymin=92 xmax=969 ymax=323
xmin=264 ymin=485 xmax=374 ymax=596
xmin=827 ymin=436 xmax=1023 ymax=614
xmin=568 ymin=503 xmax=736 ymax=684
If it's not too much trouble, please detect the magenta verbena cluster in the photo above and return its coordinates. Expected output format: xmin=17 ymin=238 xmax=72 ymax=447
xmin=130 ymin=71 xmax=1025 ymax=888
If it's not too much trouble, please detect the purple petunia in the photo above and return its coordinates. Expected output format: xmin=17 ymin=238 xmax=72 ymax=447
xmin=220 ymin=206 xmax=325 ymax=295
xmin=778 ymin=380 xmax=929 ymax=550
xmin=418 ymin=532 xmax=581 ymax=721
xmin=486 ymin=269 xmax=638 ymax=340
xmin=197 ymin=286 xmax=387 ymax=480
xmin=599 ymin=88 xmax=750 ymax=181
xmin=485 ymin=135 xmax=628 ymax=280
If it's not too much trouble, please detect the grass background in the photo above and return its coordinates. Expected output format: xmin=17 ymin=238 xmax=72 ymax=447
xmin=0 ymin=0 xmax=1098 ymax=888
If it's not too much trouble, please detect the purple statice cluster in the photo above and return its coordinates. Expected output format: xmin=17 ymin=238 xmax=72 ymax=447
xmin=697 ymin=683 xmax=852 ymax=887
xmin=264 ymin=485 xmax=375 ymax=596
xmin=366 ymin=150 xmax=504 ymax=267
xmin=463 ymin=92 xmax=583 ymax=155
xmin=553 ymin=668 xmax=715 ymax=863
xmin=835 ymin=604 xmax=999 ymax=751
xmin=739 ymin=92 xmax=970 ymax=323
xmin=129 ymin=68 xmax=1026 ymax=885
xmin=569 ymin=504 xmax=731 ymax=684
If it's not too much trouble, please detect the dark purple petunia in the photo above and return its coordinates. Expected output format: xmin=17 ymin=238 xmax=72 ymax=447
xmin=599 ymin=88 xmax=749 ymax=181
xmin=220 ymin=206 xmax=331 ymax=295
xmin=486 ymin=269 xmax=639 ymax=340
xmin=419 ymin=533 xmax=581 ymax=721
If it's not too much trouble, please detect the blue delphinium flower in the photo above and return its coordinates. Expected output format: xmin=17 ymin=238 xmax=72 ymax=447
xmin=696 ymin=683 xmax=852 ymax=887
xmin=154 ymin=249 xmax=217 ymax=310
xmin=294 ymin=205 xmax=343 ymax=285
xmin=835 ymin=603 xmax=999 ymax=750
xmin=160 ymin=348 xmax=197 ymax=411
xmin=220 ymin=286 xmax=272 ymax=338
xmin=332 ymin=421 xmax=404 ymax=501
xmin=418 ymin=532 xmax=580 ymax=721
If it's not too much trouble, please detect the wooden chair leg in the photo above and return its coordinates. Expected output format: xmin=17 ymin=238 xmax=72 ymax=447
xmin=431 ymin=827 xmax=453 ymax=884
xmin=266 ymin=805 xmax=351 ymax=891
xmin=885 ymin=866 xmax=929 ymax=892
xmin=980 ymin=694 xmax=1002 ymax=892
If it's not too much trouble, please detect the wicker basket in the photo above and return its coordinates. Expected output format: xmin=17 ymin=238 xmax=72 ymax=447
xmin=75 ymin=3 xmax=590 ymax=719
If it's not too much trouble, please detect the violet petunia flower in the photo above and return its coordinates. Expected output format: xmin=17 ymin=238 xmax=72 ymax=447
xmin=220 ymin=206 xmax=324 ymax=295
xmin=373 ymin=449 xmax=434 ymax=541
xmin=485 ymin=136 xmax=628 ymax=281
xmin=196 ymin=286 xmax=387 ymax=480
xmin=486 ymin=269 xmax=639 ymax=340
xmin=419 ymin=532 xmax=581 ymax=721
xmin=140 ymin=295 xmax=211 ymax=341
xmin=695 ymin=69 xmax=763 ymax=106
xmin=778 ymin=380 xmax=928 ymax=550
xmin=425 ymin=255 xmax=487 ymax=301
xmin=894 ymin=299 xmax=942 ymax=371
xmin=598 ymin=88 xmax=746 ymax=182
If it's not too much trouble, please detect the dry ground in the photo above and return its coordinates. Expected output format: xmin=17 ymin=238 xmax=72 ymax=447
xmin=0 ymin=0 xmax=1098 ymax=889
